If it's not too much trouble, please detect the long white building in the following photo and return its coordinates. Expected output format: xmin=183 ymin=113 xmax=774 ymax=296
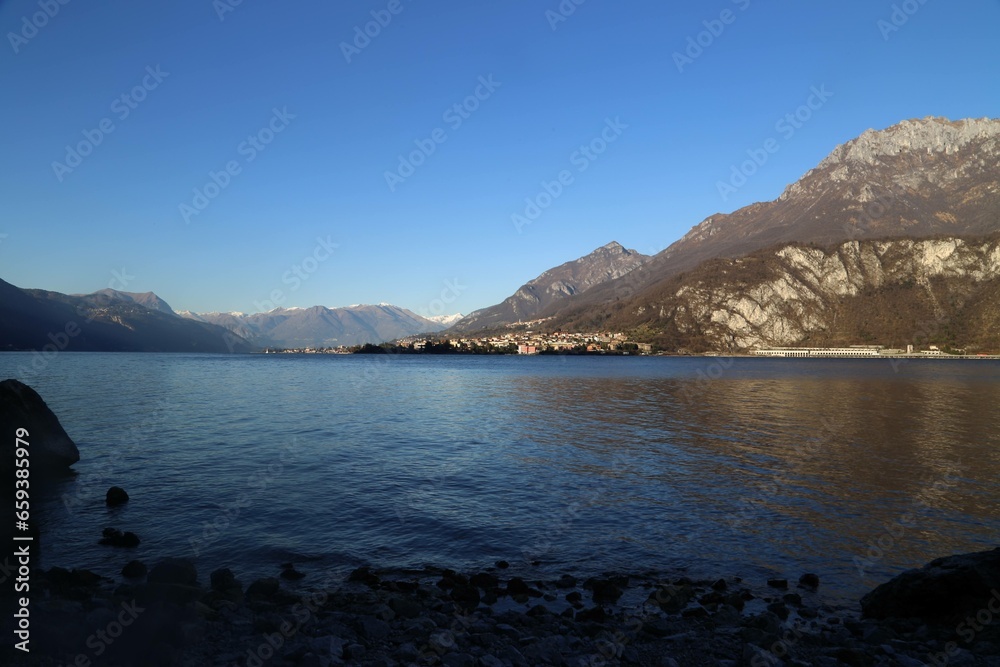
xmin=753 ymin=346 xmax=885 ymax=358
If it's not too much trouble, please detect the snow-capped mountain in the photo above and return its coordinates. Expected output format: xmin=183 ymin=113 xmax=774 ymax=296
xmin=179 ymin=303 xmax=449 ymax=348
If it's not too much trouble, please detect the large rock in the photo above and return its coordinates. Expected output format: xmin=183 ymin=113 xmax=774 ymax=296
xmin=0 ymin=379 xmax=79 ymax=470
xmin=860 ymin=547 xmax=1000 ymax=623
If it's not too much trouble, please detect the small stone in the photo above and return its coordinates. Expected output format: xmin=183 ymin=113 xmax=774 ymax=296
xmin=493 ymin=623 xmax=520 ymax=640
xmin=783 ymin=592 xmax=803 ymax=606
xmin=99 ymin=527 xmax=140 ymax=548
xmin=395 ymin=642 xmax=419 ymax=662
xmin=711 ymin=578 xmax=728 ymax=592
xmin=652 ymin=584 xmax=694 ymax=613
xmin=724 ymin=593 xmax=746 ymax=611
xmin=506 ymin=577 xmax=530 ymax=596
xmin=121 ymin=560 xmax=147 ymax=579
xmin=799 ymin=573 xmax=820 ymax=589
xmin=526 ymin=604 xmax=548 ymax=617
xmin=280 ymin=564 xmax=305 ymax=580
xmin=767 ymin=602 xmax=790 ymax=620
xmin=767 ymin=578 xmax=789 ymax=589
xmin=356 ymin=616 xmax=390 ymax=641
xmin=348 ymin=566 xmax=380 ymax=587
xmin=441 ymin=653 xmax=475 ymax=667
xmin=642 ymin=617 xmax=673 ymax=637
xmin=388 ymin=596 xmax=423 ymax=619
xmin=148 ymin=558 xmax=197 ymax=586
xmin=451 ymin=584 xmax=481 ymax=611
xmin=210 ymin=568 xmax=237 ymax=591
xmin=106 ymin=486 xmax=129 ymax=506
xmin=555 ymin=574 xmax=577 ymax=589
xmin=495 ymin=560 xmax=510 ymax=569
xmin=469 ymin=572 xmax=499 ymax=590
xmin=743 ymin=644 xmax=774 ymax=665
xmin=744 ymin=611 xmax=782 ymax=635
xmin=585 ymin=577 xmax=624 ymax=604
xmin=834 ymin=648 xmax=867 ymax=666
xmin=246 ymin=577 xmax=280 ymax=599
xmin=344 ymin=644 xmax=366 ymax=661
xmin=699 ymin=591 xmax=724 ymax=607
xmin=575 ymin=607 xmax=607 ymax=623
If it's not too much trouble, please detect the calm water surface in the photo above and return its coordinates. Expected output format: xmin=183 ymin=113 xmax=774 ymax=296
xmin=4 ymin=353 xmax=999 ymax=604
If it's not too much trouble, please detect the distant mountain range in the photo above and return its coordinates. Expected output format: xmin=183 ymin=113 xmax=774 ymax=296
xmin=0 ymin=280 xmax=456 ymax=352
xmin=179 ymin=304 xmax=454 ymax=348
xmin=447 ymin=116 xmax=1000 ymax=352
xmin=0 ymin=281 xmax=253 ymax=353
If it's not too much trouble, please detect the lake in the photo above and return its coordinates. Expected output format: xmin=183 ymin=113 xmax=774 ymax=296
xmin=4 ymin=352 xmax=999 ymax=604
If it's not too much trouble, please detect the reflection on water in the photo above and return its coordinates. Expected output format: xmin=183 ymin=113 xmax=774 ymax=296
xmin=2 ymin=353 xmax=998 ymax=602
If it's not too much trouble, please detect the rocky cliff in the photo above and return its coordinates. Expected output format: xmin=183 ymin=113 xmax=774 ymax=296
xmin=592 ymin=237 xmax=1000 ymax=353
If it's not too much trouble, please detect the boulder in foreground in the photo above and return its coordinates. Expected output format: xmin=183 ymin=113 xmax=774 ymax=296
xmin=860 ymin=547 xmax=1000 ymax=623
xmin=0 ymin=378 xmax=79 ymax=470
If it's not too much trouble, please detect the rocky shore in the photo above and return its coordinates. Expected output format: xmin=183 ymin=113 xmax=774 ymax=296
xmin=4 ymin=551 xmax=1000 ymax=666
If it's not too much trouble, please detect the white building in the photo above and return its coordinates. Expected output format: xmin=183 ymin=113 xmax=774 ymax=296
xmin=753 ymin=346 xmax=883 ymax=358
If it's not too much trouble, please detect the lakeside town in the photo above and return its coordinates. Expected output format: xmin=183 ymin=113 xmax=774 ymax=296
xmin=263 ymin=328 xmax=655 ymax=356
xmin=261 ymin=336 xmax=1000 ymax=359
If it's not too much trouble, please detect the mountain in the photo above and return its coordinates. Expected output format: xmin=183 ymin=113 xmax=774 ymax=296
xmin=0 ymin=280 xmax=253 ymax=353
xmin=545 ymin=116 xmax=1000 ymax=328
xmin=586 ymin=236 xmax=1000 ymax=353
xmin=450 ymin=242 xmax=649 ymax=332
xmin=181 ymin=304 xmax=448 ymax=348
xmin=423 ymin=313 xmax=464 ymax=327
xmin=81 ymin=289 xmax=177 ymax=315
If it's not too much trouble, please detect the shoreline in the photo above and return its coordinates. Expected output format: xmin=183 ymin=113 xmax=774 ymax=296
xmin=6 ymin=558 xmax=1000 ymax=666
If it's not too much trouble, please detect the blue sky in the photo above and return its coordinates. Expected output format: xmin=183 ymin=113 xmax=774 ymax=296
xmin=1 ymin=0 xmax=997 ymax=316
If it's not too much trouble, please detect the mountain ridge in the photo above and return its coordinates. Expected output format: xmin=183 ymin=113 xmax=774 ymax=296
xmin=538 ymin=116 xmax=1000 ymax=330
xmin=180 ymin=303 xmax=450 ymax=348
xmin=450 ymin=241 xmax=649 ymax=332
xmin=0 ymin=280 xmax=253 ymax=353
